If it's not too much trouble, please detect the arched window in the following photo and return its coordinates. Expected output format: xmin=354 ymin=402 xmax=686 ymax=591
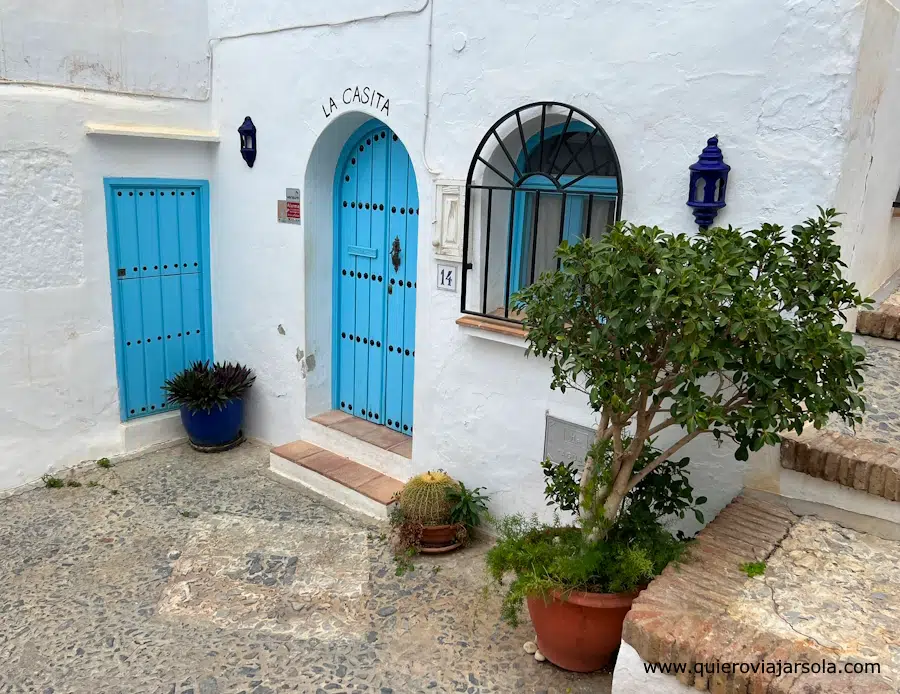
xmin=460 ymin=102 xmax=622 ymax=323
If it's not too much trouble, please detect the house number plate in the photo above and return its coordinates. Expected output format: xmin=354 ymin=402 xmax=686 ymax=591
xmin=437 ymin=263 xmax=458 ymax=292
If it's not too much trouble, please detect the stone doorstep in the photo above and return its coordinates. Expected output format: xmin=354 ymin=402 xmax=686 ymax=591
xmin=780 ymin=429 xmax=900 ymax=503
xmin=622 ymin=496 xmax=893 ymax=694
xmin=310 ymin=410 xmax=412 ymax=459
xmin=270 ymin=440 xmax=404 ymax=506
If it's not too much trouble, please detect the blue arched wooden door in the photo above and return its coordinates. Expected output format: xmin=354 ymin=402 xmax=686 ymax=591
xmin=334 ymin=121 xmax=418 ymax=436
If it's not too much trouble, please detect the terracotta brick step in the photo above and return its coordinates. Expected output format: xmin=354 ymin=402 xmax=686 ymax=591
xmin=622 ymin=496 xmax=894 ymax=693
xmin=269 ymin=440 xmax=403 ymax=519
xmin=780 ymin=428 xmax=900 ymax=502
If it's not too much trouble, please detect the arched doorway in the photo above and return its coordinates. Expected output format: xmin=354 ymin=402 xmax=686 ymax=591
xmin=332 ymin=119 xmax=419 ymax=436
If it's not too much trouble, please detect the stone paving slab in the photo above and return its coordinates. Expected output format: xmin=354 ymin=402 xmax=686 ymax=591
xmin=623 ymin=496 xmax=896 ymax=693
xmin=0 ymin=441 xmax=610 ymax=693
xmin=158 ymin=515 xmax=371 ymax=637
xmin=729 ymin=517 xmax=900 ymax=680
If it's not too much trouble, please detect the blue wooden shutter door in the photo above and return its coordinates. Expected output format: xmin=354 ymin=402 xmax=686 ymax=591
xmin=106 ymin=182 xmax=212 ymax=420
xmin=336 ymin=125 xmax=417 ymax=435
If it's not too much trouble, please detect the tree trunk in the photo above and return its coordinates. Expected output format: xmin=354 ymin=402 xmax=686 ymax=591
xmin=599 ymin=461 xmax=632 ymax=528
xmin=578 ymin=420 xmax=615 ymax=537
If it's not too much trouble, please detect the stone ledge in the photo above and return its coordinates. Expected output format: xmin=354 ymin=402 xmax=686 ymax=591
xmin=780 ymin=429 xmax=900 ymax=502
xmin=856 ymin=297 xmax=900 ymax=340
xmin=622 ymin=496 xmax=892 ymax=693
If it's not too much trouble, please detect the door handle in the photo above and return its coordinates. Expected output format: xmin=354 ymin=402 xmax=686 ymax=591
xmin=390 ymin=236 xmax=402 ymax=273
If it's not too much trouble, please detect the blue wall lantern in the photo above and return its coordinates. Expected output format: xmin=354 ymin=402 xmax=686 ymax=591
xmin=238 ymin=117 xmax=257 ymax=168
xmin=687 ymin=136 xmax=730 ymax=229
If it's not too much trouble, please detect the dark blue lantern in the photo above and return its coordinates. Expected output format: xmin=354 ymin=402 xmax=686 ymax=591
xmin=238 ymin=116 xmax=257 ymax=168
xmin=687 ymin=136 xmax=730 ymax=229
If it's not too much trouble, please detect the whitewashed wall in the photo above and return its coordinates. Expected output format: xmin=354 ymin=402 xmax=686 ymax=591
xmin=0 ymin=0 xmax=214 ymax=489
xmin=208 ymin=0 xmax=870 ymax=522
xmin=0 ymin=0 xmax=209 ymax=99
xmin=0 ymin=86 xmax=214 ymax=489
xmin=0 ymin=0 xmax=891 ymax=520
xmin=835 ymin=0 xmax=900 ymax=297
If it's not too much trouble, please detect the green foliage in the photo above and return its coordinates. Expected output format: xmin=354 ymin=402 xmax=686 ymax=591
xmin=163 ymin=361 xmax=255 ymax=413
xmin=514 ymin=209 xmax=868 ymax=527
xmin=487 ymin=210 xmax=866 ymax=623
xmin=740 ymin=560 xmax=766 ymax=577
xmin=447 ymin=482 xmax=490 ymax=531
xmin=486 ymin=514 xmax=686 ymax=625
xmin=540 ymin=459 xmax=580 ymax=513
xmin=41 ymin=474 xmax=64 ymax=489
xmin=96 ymin=458 xmax=111 ymax=469
xmin=397 ymin=470 xmax=460 ymax=525
xmin=515 ymin=209 xmax=867 ymax=454
xmin=543 ymin=438 xmax=708 ymax=532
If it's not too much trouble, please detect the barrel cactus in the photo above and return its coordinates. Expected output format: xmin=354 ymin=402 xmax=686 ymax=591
xmin=398 ymin=470 xmax=460 ymax=525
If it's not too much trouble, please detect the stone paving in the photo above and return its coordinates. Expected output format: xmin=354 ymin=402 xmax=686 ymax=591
xmin=729 ymin=517 xmax=900 ymax=686
xmin=827 ymin=337 xmax=900 ymax=448
xmin=622 ymin=495 xmax=897 ymax=693
xmin=0 ymin=442 xmax=611 ymax=694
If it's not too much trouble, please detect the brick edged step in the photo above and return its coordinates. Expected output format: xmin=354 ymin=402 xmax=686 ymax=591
xmin=856 ymin=290 xmax=900 ymax=340
xmin=622 ymin=496 xmax=893 ymax=693
xmin=269 ymin=441 xmax=403 ymax=520
xmin=780 ymin=429 xmax=900 ymax=503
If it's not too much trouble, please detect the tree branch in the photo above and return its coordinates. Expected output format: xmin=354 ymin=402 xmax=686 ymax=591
xmin=646 ymin=416 xmax=677 ymax=438
xmin=596 ymin=411 xmax=610 ymax=442
xmin=627 ymin=429 xmax=704 ymax=490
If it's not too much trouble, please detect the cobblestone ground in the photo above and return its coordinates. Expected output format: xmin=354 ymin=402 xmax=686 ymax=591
xmin=729 ymin=517 xmax=900 ymax=687
xmin=828 ymin=337 xmax=900 ymax=448
xmin=0 ymin=442 xmax=611 ymax=694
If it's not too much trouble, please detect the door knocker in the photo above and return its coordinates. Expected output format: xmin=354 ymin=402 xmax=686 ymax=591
xmin=390 ymin=236 xmax=402 ymax=273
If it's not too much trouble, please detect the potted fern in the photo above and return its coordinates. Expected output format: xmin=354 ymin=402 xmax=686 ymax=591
xmin=163 ymin=361 xmax=255 ymax=451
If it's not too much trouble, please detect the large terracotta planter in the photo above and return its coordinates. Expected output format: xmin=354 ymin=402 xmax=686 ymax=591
xmin=526 ymin=587 xmax=643 ymax=672
xmin=418 ymin=524 xmax=461 ymax=554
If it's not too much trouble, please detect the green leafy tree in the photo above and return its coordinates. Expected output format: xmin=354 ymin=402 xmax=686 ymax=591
xmin=514 ymin=209 xmax=868 ymax=539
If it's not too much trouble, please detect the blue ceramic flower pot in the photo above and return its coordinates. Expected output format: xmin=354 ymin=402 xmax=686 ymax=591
xmin=179 ymin=398 xmax=244 ymax=447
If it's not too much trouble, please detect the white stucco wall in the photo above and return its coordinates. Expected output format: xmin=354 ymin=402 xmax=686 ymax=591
xmin=835 ymin=0 xmax=900 ymax=297
xmin=207 ymin=0 xmax=868 ymax=521
xmin=0 ymin=0 xmax=210 ymax=99
xmin=0 ymin=85 xmax=214 ymax=489
xmin=1 ymin=0 xmax=891 ymax=520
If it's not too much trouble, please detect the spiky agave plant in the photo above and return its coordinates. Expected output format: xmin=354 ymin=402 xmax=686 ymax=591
xmin=163 ymin=361 xmax=255 ymax=413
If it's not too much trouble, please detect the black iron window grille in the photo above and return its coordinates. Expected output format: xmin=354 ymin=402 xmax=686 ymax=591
xmin=460 ymin=102 xmax=623 ymax=323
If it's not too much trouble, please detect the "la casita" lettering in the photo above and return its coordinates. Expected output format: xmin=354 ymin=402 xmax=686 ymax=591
xmin=322 ymin=86 xmax=390 ymax=118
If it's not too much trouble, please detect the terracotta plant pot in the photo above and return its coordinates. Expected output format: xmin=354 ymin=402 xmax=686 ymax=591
xmin=526 ymin=587 xmax=643 ymax=672
xmin=418 ymin=523 xmax=461 ymax=554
